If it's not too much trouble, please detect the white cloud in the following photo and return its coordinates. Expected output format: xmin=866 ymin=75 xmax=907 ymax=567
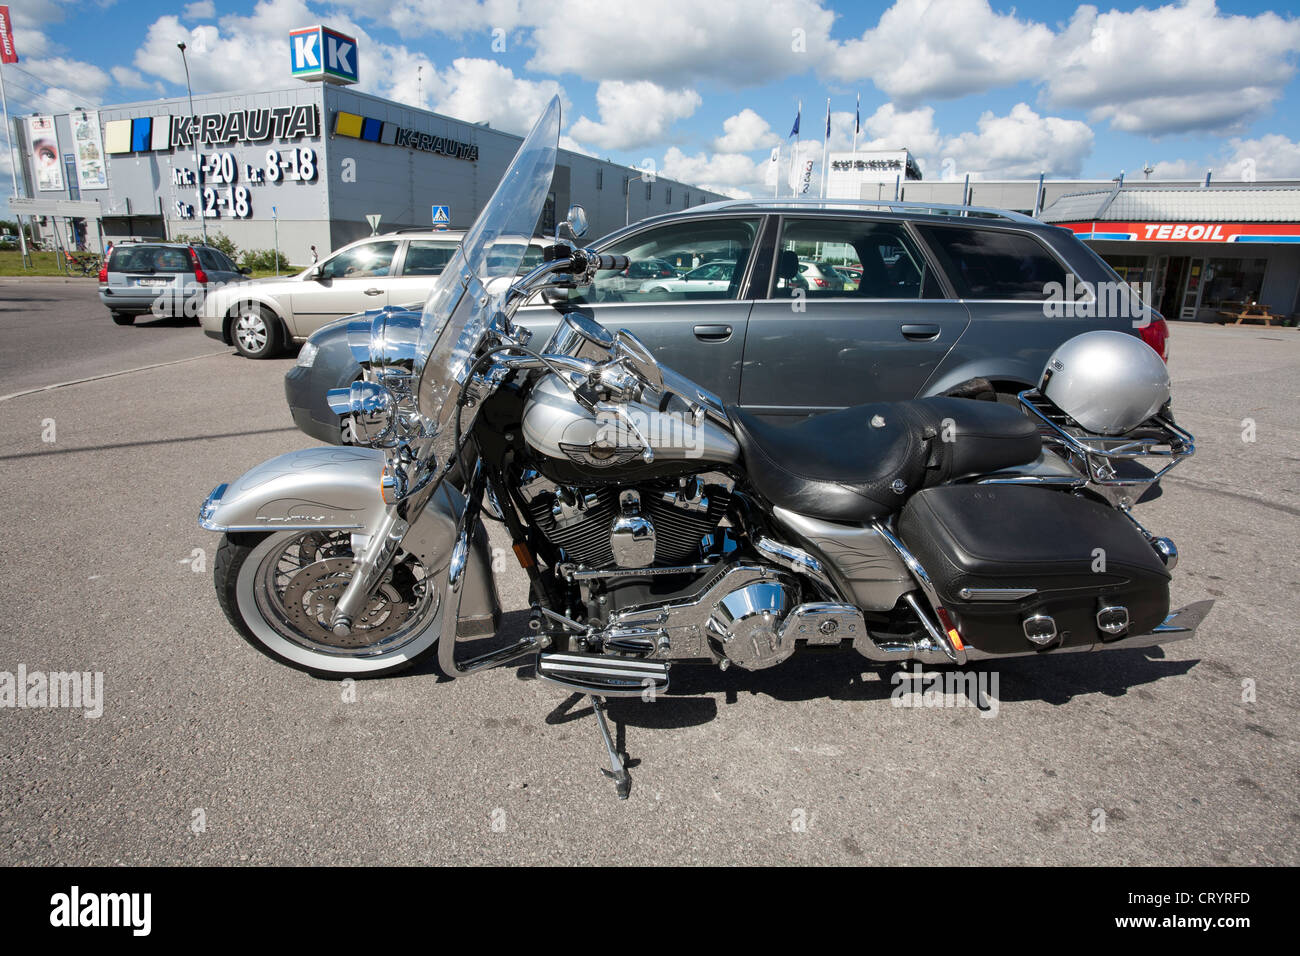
xmin=330 ymin=0 xmax=529 ymax=37
xmin=1152 ymin=136 xmax=1300 ymax=183
xmin=712 ymin=109 xmax=779 ymax=153
xmin=827 ymin=0 xmax=1053 ymax=103
xmin=860 ymin=103 xmax=944 ymax=158
xmin=17 ymin=57 xmax=112 ymax=110
xmin=569 ymin=81 xmax=701 ymax=151
xmin=939 ymin=103 xmax=1094 ymax=179
xmin=1046 ymin=1 xmax=1300 ymax=135
xmin=826 ymin=0 xmax=1300 ymax=135
xmin=110 ymin=66 xmax=154 ymax=90
xmin=660 ymin=146 xmax=766 ymax=199
xmin=183 ymin=0 xmax=216 ymax=18
xmin=431 ymin=58 xmax=569 ymax=136
xmin=527 ymin=0 xmax=835 ymax=86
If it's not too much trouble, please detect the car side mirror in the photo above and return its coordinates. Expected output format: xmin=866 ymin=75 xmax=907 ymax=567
xmin=306 ymin=265 xmax=323 ymax=280
xmin=238 ymin=266 xmax=252 ymax=276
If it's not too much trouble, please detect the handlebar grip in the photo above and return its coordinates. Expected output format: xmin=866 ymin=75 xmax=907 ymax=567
xmin=595 ymin=254 xmax=630 ymax=272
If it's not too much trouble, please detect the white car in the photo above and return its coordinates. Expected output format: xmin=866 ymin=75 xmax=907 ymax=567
xmin=636 ymin=259 xmax=737 ymax=295
xmin=202 ymin=231 xmax=466 ymax=358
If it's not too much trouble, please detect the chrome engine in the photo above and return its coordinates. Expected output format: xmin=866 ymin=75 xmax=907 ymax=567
xmin=521 ymin=473 xmax=732 ymax=571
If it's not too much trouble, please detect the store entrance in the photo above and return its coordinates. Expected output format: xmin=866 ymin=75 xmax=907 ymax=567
xmin=1158 ymin=256 xmax=1188 ymax=316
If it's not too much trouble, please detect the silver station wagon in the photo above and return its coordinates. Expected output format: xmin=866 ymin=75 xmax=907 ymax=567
xmin=286 ymin=198 xmax=1170 ymax=443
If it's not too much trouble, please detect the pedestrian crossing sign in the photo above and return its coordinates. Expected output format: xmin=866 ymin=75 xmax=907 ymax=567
xmin=432 ymin=205 xmax=451 ymax=229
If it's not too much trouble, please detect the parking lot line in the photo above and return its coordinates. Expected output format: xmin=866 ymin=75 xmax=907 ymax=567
xmin=0 ymin=348 xmax=233 ymax=403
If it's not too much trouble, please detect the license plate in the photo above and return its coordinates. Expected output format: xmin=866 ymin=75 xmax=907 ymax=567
xmin=134 ymin=278 xmax=170 ymax=287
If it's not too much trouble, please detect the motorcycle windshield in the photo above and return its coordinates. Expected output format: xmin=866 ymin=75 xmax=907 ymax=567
xmin=414 ymin=96 xmax=560 ymax=423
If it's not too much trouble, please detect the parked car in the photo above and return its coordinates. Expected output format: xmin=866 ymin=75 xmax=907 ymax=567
xmin=796 ymin=260 xmax=847 ymax=292
xmin=637 ymin=259 xmax=737 ymax=295
xmin=286 ymin=197 xmax=1171 ymax=442
xmin=200 ymin=230 xmax=468 ymax=358
xmin=98 ymin=242 xmax=247 ymax=325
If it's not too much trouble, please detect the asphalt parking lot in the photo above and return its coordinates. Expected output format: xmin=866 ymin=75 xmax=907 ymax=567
xmin=0 ymin=277 xmax=1296 ymax=865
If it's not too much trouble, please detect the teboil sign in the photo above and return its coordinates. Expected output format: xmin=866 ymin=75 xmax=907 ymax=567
xmin=1059 ymin=220 xmax=1300 ymax=243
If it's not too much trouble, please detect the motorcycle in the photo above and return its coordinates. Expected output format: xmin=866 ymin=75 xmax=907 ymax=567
xmin=200 ymin=98 xmax=1211 ymax=798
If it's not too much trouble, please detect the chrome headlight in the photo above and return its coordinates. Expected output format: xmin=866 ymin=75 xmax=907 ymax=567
xmin=326 ymin=380 xmax=398 ymax=447
xmin=295 ymin=340 xmax=320 ymax=368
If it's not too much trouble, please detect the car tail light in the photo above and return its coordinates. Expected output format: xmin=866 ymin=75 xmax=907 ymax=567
xmin=188 ymin=246 xmax=208 ymax=285
xmin=813 ymin=278 xmax=828 ymax=288
xmin=97 ymin=262 xmax=108 ymax=283
xmin=1139 ymin=315 xmax=1169 ymax=362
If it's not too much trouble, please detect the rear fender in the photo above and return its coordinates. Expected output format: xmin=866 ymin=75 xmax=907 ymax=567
xmin=199 ymin=447 xmax=500 ymax=634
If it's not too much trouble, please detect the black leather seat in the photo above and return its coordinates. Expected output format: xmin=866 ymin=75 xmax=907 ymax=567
xmin=729 ymin=398 xmax=1042 ymax=522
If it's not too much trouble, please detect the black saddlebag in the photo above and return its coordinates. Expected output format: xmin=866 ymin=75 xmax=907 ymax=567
xmin=897 ymin=485 xmax=1170 ymax=655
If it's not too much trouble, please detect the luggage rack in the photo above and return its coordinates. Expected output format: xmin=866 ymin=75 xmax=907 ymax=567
xmin=1017 ymin=389 xmax=1195 ymax=486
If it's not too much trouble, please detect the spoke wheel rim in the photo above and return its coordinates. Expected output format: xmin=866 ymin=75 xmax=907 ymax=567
xmin=251 ymin=531 xmax=439 ymax=658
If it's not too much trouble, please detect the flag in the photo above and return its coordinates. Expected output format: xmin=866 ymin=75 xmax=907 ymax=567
xmin=825 ymin=99 xmax=831 ymax=139
xmin=788 ymin=104 xmax=800 ymax=139
xmin=787 ymin=141 xmax=805 ymax=193
xmin=0 ymin=6 xmax=19 ymax=63
xmin=855 ymin=93 xmax=860 ymax=135
xmin=763 ymin=146 xmax=780 ymax=187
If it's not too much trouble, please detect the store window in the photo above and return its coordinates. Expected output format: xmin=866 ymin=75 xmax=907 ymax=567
xmin=1102 ymin=254 xmax=1152 ymax=289
xmin=1201 ymin=258 xmax=1268 ymax=310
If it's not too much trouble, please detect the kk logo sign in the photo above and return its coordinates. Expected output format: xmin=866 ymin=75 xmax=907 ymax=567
xmin=289 ymin=25 xmax=359 ymax=85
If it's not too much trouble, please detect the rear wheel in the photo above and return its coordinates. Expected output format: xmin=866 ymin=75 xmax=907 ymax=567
xmin=231 ymin=304 xmax=282 ymax=358
xmin=214 ymin=530 xmax=445 ymax=676
xmin=111 ymin=311 xmax=134 ymax=326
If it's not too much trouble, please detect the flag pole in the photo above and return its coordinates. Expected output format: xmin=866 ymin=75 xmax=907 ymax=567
xmin=820 ymin=98 xmax=830 ymax=199
xmin=773 ymin=141 xmax=781 ymax=199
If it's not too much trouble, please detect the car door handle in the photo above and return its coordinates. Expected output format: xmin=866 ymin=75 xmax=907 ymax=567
xmin=693 ymin=324 xmax=732 ymax=341
xmin=900 ymin=323 xmax=941 ymax=341
xmin=364 ymin=287 xmax=383 ymax=296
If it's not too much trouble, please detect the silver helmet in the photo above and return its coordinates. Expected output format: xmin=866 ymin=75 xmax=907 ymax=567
xmin=1040 ymin=330 xmax=1170 ymax=435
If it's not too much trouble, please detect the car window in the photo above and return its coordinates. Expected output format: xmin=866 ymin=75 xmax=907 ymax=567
xmin=402 ymin=240 xmax=459 ymax=277
xmin=561 ymin=217 xmax=760 ymax=305
xmin=319 ymin=241 xmax=399 ymax=279
xmin=108 ymin=246 xmax=191 ymax=273
xmin=197 ymin=248 xmax=222 ymax=272
xmin=771 ymin=218 xmax=940 ymax=299
xmin=916 ymin=225 xmax=1069 ymax=300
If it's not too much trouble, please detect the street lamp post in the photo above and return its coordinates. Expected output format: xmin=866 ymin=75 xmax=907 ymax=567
xmin=177 ymin=42 xmax=207 ymax=245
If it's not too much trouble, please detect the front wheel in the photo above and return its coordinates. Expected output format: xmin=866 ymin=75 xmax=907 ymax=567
xmin=230 ymin=304 xmax=282 ymax=359
xmin=214 ymin=530 xmax=445 ymax=676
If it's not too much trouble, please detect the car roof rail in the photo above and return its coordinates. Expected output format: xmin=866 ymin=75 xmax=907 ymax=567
xmin=383 ymin=227 xmax=463 ymax=235
xmin=682 ymin=197 xmax=1039 ymax=224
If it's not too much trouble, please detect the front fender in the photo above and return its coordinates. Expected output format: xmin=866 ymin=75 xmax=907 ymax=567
xmin=199 ymin=447 xmax=500 ymax=635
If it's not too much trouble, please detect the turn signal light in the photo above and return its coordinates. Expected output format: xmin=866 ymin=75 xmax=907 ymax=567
xmin=935 ymin=607 xmax=965 ymax=651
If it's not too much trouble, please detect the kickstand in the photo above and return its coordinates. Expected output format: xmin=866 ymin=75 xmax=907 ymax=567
xmin=589 ymin=695 xmax=631 ymax=800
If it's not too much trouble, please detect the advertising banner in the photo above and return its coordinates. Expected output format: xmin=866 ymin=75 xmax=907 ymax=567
xmin=0 ymin=5 xmax=18 ymax=64
xmin=27 ymin=115 xmax=64 ymax=191
xmin=71 ymin=111 xmax=107 ymax=190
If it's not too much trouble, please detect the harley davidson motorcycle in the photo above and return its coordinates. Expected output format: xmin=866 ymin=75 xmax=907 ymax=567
xmin=200 ymin=98 xmax=1211 ymax=797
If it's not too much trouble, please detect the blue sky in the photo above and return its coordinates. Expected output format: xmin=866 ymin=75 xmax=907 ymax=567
xmin=5 ymin=0 xmax=1300 ymax=212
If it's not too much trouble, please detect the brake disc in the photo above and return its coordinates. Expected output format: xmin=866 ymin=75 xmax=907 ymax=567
xmin=281 ymin=557 xmax=415 ymax=648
